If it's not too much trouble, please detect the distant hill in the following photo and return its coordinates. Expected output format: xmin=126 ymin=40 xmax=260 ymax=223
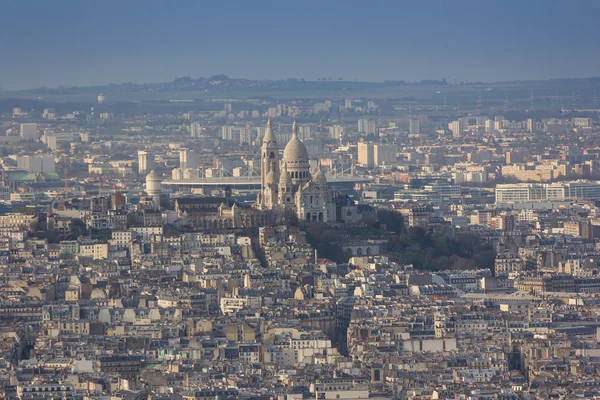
xmin=3 ymin=75 xmax=600 ymax=105
xmin=20 ymin=75 xmax=401 ymax=97
xmin=18 ymin=74 xmax=600 ymax=96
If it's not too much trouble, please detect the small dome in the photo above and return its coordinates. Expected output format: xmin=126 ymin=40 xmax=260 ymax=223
xmin=279 ymin=164 xmax=292 ymax=186
xmin=283 ymin=121 xmax=309 ymax=164
xmin=279 ymin=171 xmax=291 ymax=187
xmin=266 ymin=169 xmax=277 ymax=185
xmin=146 ymin=170 xmax=159 ymax=180
xmin=313 ymin=168 xmax=327 ymax=185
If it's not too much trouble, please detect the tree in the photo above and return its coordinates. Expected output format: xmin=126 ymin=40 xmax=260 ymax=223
xmin=305 ymin=222 xmax=351 ymax=263
xmin=69 ymin=218 xmax=87 ymax=239
xmin=375 ymin=209 xmax=404 ymax=234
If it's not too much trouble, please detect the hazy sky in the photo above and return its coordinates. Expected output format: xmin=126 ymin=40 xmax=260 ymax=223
xmin=1 ymin=0 xmax=599 ymax=90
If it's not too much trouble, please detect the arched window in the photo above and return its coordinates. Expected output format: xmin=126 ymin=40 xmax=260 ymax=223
xmin=374 ymin=369 xmax=381 ymax=382
xmin=366 ymin=247 xmax=372 ymax=256
xmin=318 ymin=212 xmax=323 ymax=222
xmin=306 ymin=213 xmax=311 ymax=221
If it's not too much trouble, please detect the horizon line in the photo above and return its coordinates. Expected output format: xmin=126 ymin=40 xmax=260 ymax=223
xmin=2 ymin=75 xmax=600 ymax=94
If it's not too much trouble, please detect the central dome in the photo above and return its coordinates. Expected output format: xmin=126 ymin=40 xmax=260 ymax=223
xmin=283 ymin=121 xmax=309 ymax=164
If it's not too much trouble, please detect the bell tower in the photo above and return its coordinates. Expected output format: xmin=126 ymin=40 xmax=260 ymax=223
xmin=260 ymin=118 xmax=279 ymax=209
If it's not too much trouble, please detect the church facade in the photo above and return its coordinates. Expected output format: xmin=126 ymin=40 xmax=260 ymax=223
xmin=256 ymin=120 xmax=336 ymax=222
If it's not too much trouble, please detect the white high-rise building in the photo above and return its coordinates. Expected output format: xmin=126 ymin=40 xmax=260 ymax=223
xmin=449 ymin=120 xmax=465 ymax=137
xmin=374 ymin=144 xmax=397 ymax=166
xmin=239 ymin=127 xmax=253 ymax=145
xmin=358 ymin=119 xmax=376 ymax=135
xmin=409 ymin=118 xmax=420 ymax=134
xmin=138 ymin=150 xmax=155 ymax=175
xmin=17 ymin=155 xmax=56 ymax=173
xmin=190 ymin=122 xmax=203 ymax=137
xmin=20 ymin=123 xmax=38 ymax=141
xmin=328 ymin=125 xmax=344 ymax=140
xmin=180 ymin=149 xmax=200 ymax=169
xmin=221 ymin=126 xmax=235 ymax=140
xmin=357 ymin=142 xmax=374 ymax=168
xmin=298 ymin=125 xmax=311 ymax=140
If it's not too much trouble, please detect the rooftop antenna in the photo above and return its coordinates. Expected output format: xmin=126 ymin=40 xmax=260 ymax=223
xmin=64 ymin=166 xmax=69 ymax=198
xmin=530 ymin=92 xmax=534 ymax=111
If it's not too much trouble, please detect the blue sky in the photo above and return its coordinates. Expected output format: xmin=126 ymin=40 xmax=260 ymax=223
xmin=0 ymin=0 xmax=599 ymax=90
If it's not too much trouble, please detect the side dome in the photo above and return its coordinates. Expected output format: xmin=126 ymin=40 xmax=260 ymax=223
xmin=266 ymin=169 xmax=277 ymax=185
xmin=283 ymin=121 xmax=309 ymax=163
xmin=313 ymin=168 xmax=327 ymax=185
xmin=279 ymin=163 xmax=292 ymax=186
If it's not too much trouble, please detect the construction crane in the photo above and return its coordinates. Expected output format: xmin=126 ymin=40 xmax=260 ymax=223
xmin=98 ymin=176 xmax=103 ymax=196
xmin=537 ymin=171 xmax=545 ymax=183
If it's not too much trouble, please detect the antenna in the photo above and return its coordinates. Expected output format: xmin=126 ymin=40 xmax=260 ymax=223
xmin=64 ymin=166 xmax=69 ymax=198
xmin=530 ymin=92 xmax=534 ymax=111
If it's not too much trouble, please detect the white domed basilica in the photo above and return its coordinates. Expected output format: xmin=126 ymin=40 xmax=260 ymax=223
xmin=256 ymin=119 xmax=336 ymax=222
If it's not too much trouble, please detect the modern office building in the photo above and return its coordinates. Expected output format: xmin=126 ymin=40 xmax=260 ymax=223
xmin=449 ymin=120 xmax=465 ymax=137
xmin=138 ymin=150 xmax=155 ymax=175
xmin=180 ymin=148 xmax=200 ymax=169
xmin=358 ymin=119 xmax=376 ymax=135
xmin=495 ymin=181 xmax=600 ymax=206
xmin=409 ymin=118 xmax=420 ymax=134
xmin=357 ymin=142 xmax=374 ymax=168
xmin=373 ymin=144 xmax=396 ymax=167
xmin=16 ymin=155 xmax=56 ymax=173
xmin=190 ymin=122 xmax=203 ymax=137
xmin=20 ymin=123 xmax=38 ymax=141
